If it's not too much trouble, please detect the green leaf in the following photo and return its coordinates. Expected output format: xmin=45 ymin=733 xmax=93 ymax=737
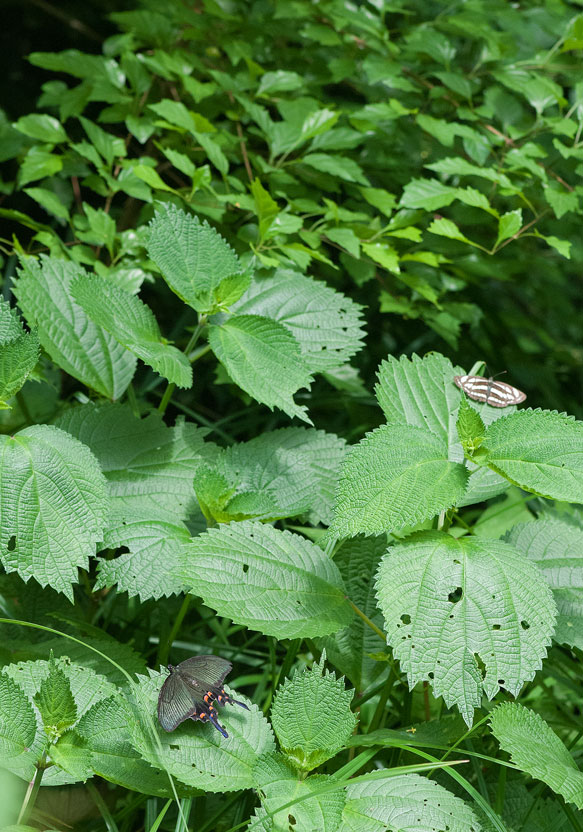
xmin=71 ymin=273 xmax=192 ymax=388
xmin=80 ymin=116 xmax=126 ymax=166
xmin=0 ymin=300 xmax=39 ymax=408
xmin=0 ymin=425 xmax=109 ymax=599
xmin=376 ymin=532 xmax=556 ymax=725
xmin=147 ymin=203 xmax=243 ymax=314
xmin=76 ymin=696 xmax=187 ymax=796
xmin=271 ymin=652 xmax=356 ymax=772
xmin=13 ymin=113 xmax=68 ymax=143
xmin=18 ymin=147 xmax=63 ymax=187
xmin=362 ymin=241 xmax=399 ymax=274
xmin=208 ymin=315 xmax=313 ymax=424
xmin=177 ymin=521 xmax=353 ymax=638
xmin=330 ymin=424 xmax=469 ymax=538
xmin=34 ymin=657 xmax=77 ymax=739
xmin=232 ymin=270 xmax=365 ymax=372
xmin=317 ymin=536 xmax=389 ymax=692
xmin=340 ymin=775 xmax=480 ymax=832
xmin=76 ymin=203 xmax=116 ymax=253
xmin=375 ymin=353 xmax=512 ymax=507
xmin=507 ymin=513 xmax=583 ymax=650
xmin=131 ymin=164 xmax=178 ymax=194
xmin=427 ymin=217 xmax=475 ymax=245
xmin=326 ymin=227 xmax=361 ymax=258
xmin=23 ymin=187 xmax=70 ymax=221
xmin=301 ymin=154 xmax=368 ymax=185
xmin=456 ymin=397 xmax=485 ymax=455
xmin=128 ymin=668 xmax=273 ymax=792
xmin=0 ymin=673 xmax=37 ymax=759
xmin=543 ymin=184 xmax=579 ymax=219
xmin=251 ymin=179 xmax=280 ymax=242
xmin=400 ymin=178 xmax=457 ymax=211
xmin=495 ymin=209 xmax=522 ymax=246
xmin=252 ymin=753 xmax=345 ymax=832
xmin=95 ymin=519 xmax=191 ymax=601
xmin=482 ymin=409 xmax=583 ymax=502
xmin=258 ymin=70 xmax=303 ymax=96
xmin=490 ymin=703 xmax=583 ymax=809
xmin=55 ymin=403 xmax=216 ymax=526
xmin=13 ymin=256 xmax=136 ymax=400
xmin=359 ymin=187 xmax=396 ymax=216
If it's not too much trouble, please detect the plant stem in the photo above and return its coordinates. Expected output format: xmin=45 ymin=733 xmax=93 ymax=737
xmin=158 ymin=594 xmax=191 ymax=666
xmin=87 ymin=780 xmax=120 ymax=832
xmin=18 ymin=749 xmax=48 ymax=825
xmin=347 ymin=598 xmax=386 ymax=642
xmin=158 ymin=315 xmax=208 ymax=415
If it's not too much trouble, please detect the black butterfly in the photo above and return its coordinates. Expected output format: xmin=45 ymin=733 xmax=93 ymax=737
xmin=157 ymin=655 xmax=249 ymax=738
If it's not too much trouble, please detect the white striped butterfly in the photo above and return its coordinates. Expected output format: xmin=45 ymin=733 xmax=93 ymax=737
xmin=454 ymin=374 xmax=526 ymax=408
xmin=157 ymin=655 xmax=249 ymax=738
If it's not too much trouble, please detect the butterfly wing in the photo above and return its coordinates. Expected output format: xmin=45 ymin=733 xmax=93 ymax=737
xmin=176 ymin=655 xmax=232 ymax=687
xmin=454 ymin=375 xmax=526 ymax=407
xmin=489 ymin=380 xmax=526 ymax=407
xmin=157 ymin=670 xmax=200 ymax=731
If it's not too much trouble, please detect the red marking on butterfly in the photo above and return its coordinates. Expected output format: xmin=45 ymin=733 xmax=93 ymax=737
xmin=454 ymin=375 xmax=526 ymax=408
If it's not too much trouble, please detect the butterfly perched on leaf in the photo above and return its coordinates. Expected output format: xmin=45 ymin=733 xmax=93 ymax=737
xmin=454 ymin=374 xmax=526 ymax=408
xmin=157 ymin=655 xmax=249 ymax=738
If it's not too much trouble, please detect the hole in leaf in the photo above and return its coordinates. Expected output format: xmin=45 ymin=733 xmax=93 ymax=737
xmin=448 ymin=587 xmax=462 ymax=603
xmin=242 ymin=563 xmax=249 ymax=573
xmin=521 ymin=620 xmax=530 ymax=630
xmin=400 ymin=614 xmax=411 ymax=625
xmin=428 ymin=672 xmax=434 ymax=679
xmin=288 ymin=815 xmax=296 ymax=826
xmin=169 ymin=744 xmax=179 ymax=750
xmin=118 ymin=546 xmax=130 ymax=556
xmin=7 ymin=535 xmax=16 ymax=552
xmin=452 ymin=558 xmax=460 ymax=564
xmin=492 ymin=624 xmax=501 ymax=630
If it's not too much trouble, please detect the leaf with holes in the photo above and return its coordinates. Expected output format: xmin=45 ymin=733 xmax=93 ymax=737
xmin=375 ymin=531 xmax=556 ymax=725
xmin=507 ymin=512 xmax=583 ymax=650
xmin=208 ymin=315 xmax=313 ymax=424
xmin=271 ymin=653 xmax=356 ymax=772
xmin=330 ymin=424 xmax=469 ymax=537
xmin=13 ymin=256 xmax=136 ymax=400
xmin=339 ymin=774 xmax=481 ymax=832
xmin=0 ymin=425 xmax=108 ymax=599
xmin=71 ymin=273 xmax=192 ymax=388
xmin=176 ymin=521 xmax=352 ymax=639
xmin=127 ymin=668 xmax=273 ymax=792
xmin=232 ymin=270 xmax=365 ymax=372
xmin=491 ymin=703 xmax=583 ymax=810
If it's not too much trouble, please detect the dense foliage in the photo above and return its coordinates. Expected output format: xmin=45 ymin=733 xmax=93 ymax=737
xmin=1 ymin=1 xmax=582 ymax=830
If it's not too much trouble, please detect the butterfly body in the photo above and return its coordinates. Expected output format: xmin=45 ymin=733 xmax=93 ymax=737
xmin=454 ymin=374 xmax=526 ymax=407
xmin=157 ymin=655 xmax=249 ymax=739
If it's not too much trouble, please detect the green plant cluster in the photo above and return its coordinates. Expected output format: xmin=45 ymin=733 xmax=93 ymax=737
xmin=1 ymin=1 xmax=583 ymax=830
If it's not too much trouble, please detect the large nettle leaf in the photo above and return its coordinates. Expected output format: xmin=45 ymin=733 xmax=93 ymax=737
xmin=270 ymin=653 xmax=356 ymax=772
xmin=0 ymin=298 xmax=39 ymax=409
xmin=176 ymin=521 xmax=353 ymax=639
xmin=12 ymin=255 xmax=136 ymax=400
xmin=317 ymin=536 xmax=389 ymax=692
xmin=481 ymin=409 xmax=583 ymax=502
xmin=0 ymin=425 xmax=108 ymax=598
xmin=491 ymin=703 xmax=583 ymax=810
xmin=252 ymin=753 xmax=345 ymax=832
xmin=375 ymin=353 xmax=512 ymax=506
xmin=71 ymin=272 xmax=192 ymax=388
xmin=507 ymin=512 xmax=583 ymax=649
xmin=232 ymin=270 xmax=365 ymax=372
xmin=127 ymin=668 xmax=273 ymax=793
xmin=76 ymin=695 xmax=191 ymax=797
xmin=2 ymin=658 xmax=117 ymax=785
xmin=55 ymin=402 xmax=217 ymax=525
xmin=330 ymin=424 xmax=469 ymax=537
xmin=339 ymin=775 xmax=480 ymax=832
xmin=208 ymin=314 xmax=314 ymax=424
xmin=195 ymin=427 xmax=345 ymax=525
xmin=375 ymin=531 xmax=556 ymax=725
xmin=147 ymin=203 xmax=247 ymax=313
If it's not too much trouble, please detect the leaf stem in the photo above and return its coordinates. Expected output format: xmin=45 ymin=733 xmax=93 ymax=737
xmin=18 ymin=749 xmax=48 ymax=825
xmin=158 ymin=594 xmax=192 ymax=666
xmin=347 ymin=598 xmax=386 ymax=642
